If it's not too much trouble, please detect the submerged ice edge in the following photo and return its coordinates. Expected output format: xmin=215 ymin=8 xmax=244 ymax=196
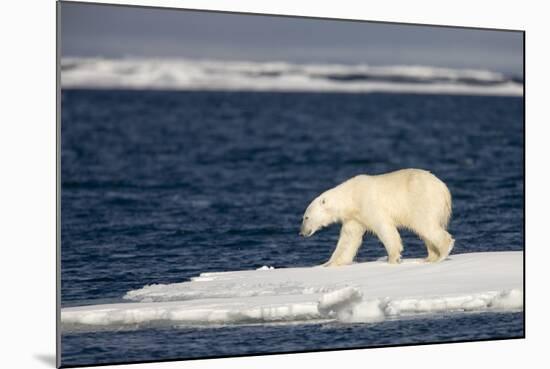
xmin=323 ymin=287 xmax=523 ymax=323
xmin=61 ymin=287 xmax=523 ymax=330
xmin=60 ymin=57 xmax=523 ymax=96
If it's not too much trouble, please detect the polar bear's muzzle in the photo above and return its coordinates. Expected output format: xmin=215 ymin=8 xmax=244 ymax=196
xmin=299 ymin=224 xmax=315 ymax=237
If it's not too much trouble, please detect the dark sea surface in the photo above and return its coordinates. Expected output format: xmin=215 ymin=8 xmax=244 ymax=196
xmin=60 ymin=90 xmax=524 ymax=366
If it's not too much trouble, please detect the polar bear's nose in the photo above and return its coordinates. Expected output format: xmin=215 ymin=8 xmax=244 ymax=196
xmin=300 ymin=224 xmax=312 ymax=237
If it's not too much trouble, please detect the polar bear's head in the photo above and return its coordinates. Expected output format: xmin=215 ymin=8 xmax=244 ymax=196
xmin=300 ymin=190 xmax=341 ymax=237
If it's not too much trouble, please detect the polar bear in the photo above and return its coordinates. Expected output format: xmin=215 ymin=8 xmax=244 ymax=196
xmin=300 ymin=169 xmax=454 ymax=266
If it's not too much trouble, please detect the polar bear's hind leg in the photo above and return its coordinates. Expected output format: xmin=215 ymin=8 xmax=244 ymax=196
xmin=434 ymin=230 xmax=454 ymax=261
xmin=417 ymin=225 xmax=454 ymax=262
xmin=374 ymin=223 xmax=403 ymax=264
xmin=422 ymin=238 xmax=441 ymax=262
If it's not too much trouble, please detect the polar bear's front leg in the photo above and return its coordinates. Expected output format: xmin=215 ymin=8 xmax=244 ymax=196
xmin=323 ymin=220 xmax=366 ymax=267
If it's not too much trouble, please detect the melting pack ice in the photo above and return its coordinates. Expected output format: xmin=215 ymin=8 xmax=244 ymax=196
xmin=61 ymin=252 xmax=523 ymax=330
xmin=60 ymin=57 xmax=523 ymax=96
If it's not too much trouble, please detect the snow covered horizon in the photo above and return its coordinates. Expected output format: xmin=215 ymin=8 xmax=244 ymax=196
xmin=60 ymin=57 xmax=524 ymax=96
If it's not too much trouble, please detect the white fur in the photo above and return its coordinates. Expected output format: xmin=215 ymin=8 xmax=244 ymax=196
xmin=300 ymin=169 xmax=454 ymax=266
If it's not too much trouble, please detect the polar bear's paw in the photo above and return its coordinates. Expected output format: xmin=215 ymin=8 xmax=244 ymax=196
xmin=387 ymin=255 xmax=402 ymax=264
xmin=424 ymin=253 xmax=440 ymax=263
xmin=322 ymin=259 xmax=352 ymax=267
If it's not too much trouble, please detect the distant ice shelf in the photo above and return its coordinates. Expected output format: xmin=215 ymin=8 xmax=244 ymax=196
xmin=61 ymin=252 xmax=523 ymax=330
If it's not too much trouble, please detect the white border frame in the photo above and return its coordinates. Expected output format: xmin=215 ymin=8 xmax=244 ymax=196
xmin=3 ymin=1 xmax=548 ymax=368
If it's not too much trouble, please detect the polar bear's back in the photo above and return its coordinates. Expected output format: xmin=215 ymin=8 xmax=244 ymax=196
xmin=350 ymin=169 xmax=452 ymax=229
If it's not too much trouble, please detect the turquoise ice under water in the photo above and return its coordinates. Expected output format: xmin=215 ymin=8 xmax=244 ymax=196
xmin=60 ymin=90 xmax=524 ymax=366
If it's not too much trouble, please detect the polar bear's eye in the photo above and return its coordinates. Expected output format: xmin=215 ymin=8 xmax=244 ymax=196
xmin=321 ymin=198 xmax=326 ymax=205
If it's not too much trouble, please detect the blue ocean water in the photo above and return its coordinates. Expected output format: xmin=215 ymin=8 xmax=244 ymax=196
xmin=60 ymin=90 xmax=524 ymax=366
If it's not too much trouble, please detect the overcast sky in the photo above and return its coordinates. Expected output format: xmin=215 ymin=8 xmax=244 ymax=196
xmin=60 ymin=2 xmax=523 ymax=76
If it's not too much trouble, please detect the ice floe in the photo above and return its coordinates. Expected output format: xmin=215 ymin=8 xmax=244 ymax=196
xmin=61 ymin=252 xmax=523 ymax=330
